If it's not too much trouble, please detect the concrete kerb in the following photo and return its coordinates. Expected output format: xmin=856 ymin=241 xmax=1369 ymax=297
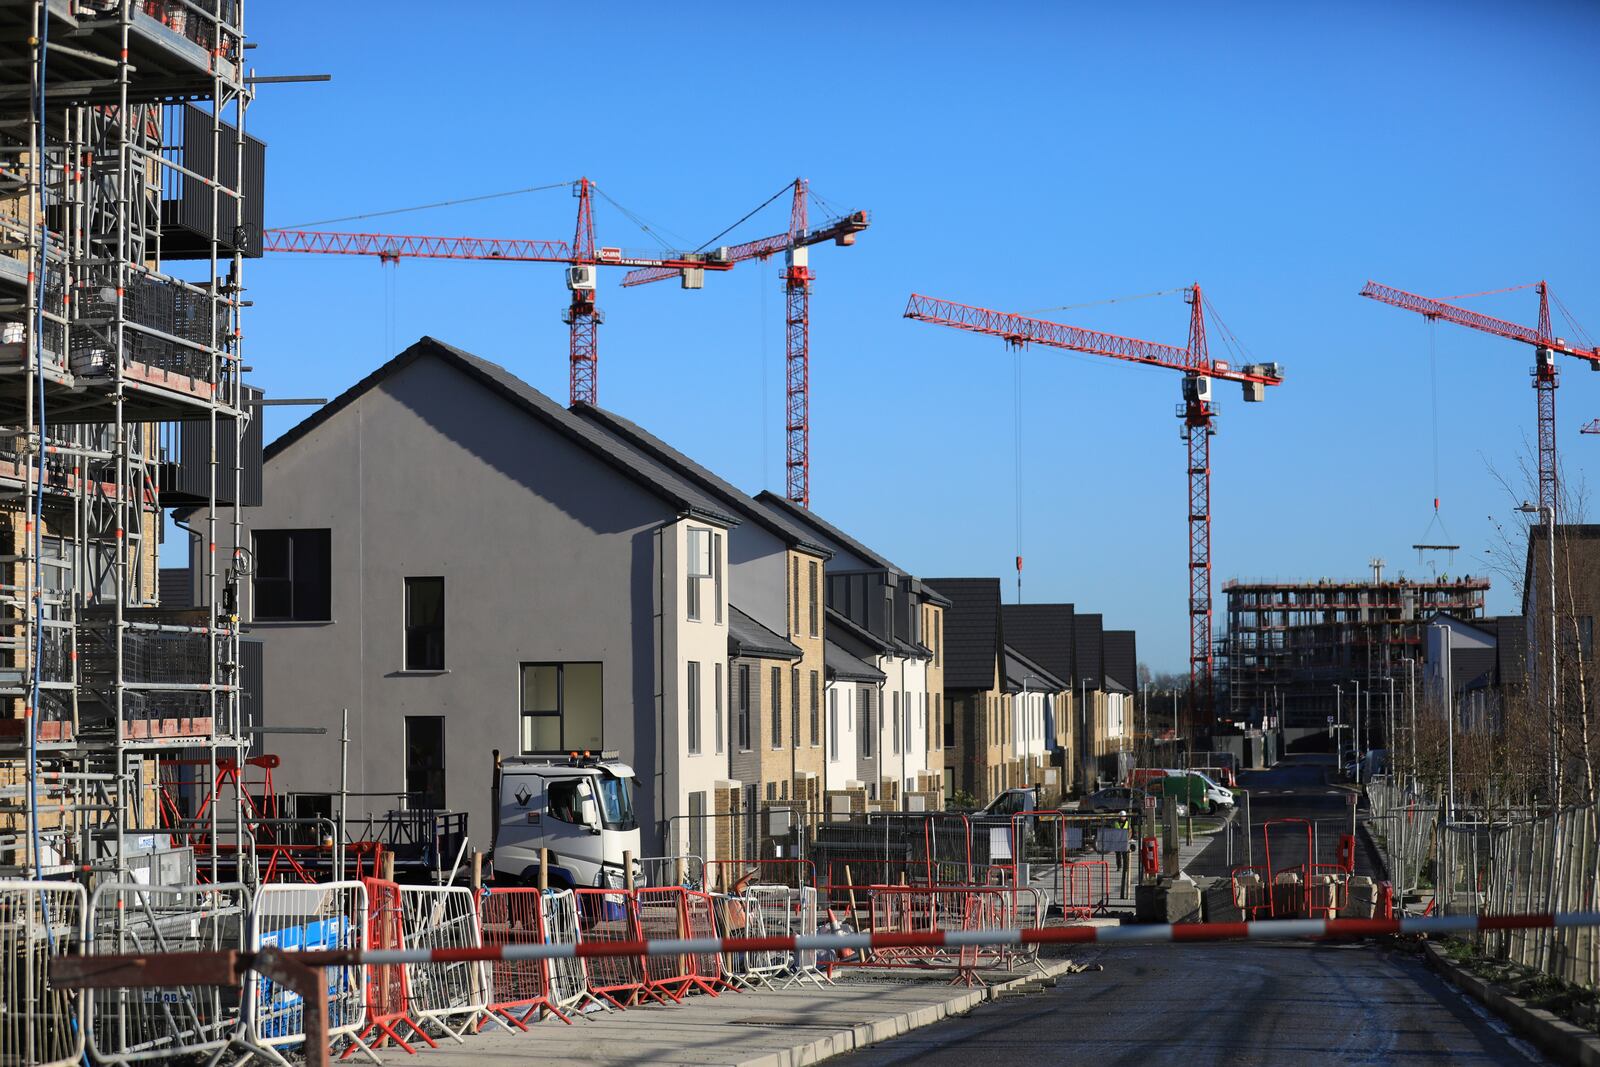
xmin=373 ymin=958 xmax=1084 ymax=1066
xmin=1422 ymin=942 xmax=1600 ymax=1067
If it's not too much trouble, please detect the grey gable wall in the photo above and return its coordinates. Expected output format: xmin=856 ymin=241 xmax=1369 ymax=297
xmin=244 ymin=353 xmax=681 ymax=847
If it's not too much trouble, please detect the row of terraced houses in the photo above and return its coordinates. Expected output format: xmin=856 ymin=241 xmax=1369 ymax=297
xmin=172 ymin=338 xmax=1137 ymax=861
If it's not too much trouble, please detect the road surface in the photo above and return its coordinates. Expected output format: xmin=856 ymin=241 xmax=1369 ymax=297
xmin=845 ymin=756 xmax=1544 ymax=1066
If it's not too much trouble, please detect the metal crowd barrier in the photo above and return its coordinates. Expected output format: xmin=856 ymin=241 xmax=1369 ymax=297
xmin=249 ymin=880 xmax=368 ymax=1053
xmin=87 ymin=881 xmax=249 ymax=1064
xmin=0 ymin=880 xmax=87 ymax=1067
xmin=399 ymin=885 xmax=487 ymax=1040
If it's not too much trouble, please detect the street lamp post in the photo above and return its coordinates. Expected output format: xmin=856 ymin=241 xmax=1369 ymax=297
xmin=1352 ymin=679 xmax=1362 ymax=783
xmin=1517 ymin=501 xmax=1560 ymax=809
xmin=1334 ymin=684 xmax=1343 ymax=767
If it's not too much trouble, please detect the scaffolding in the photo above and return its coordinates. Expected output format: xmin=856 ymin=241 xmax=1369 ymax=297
xmin=1221 ymin=574 xmax=1490 ymax=729
xmin=0 ymin=1 xmax=255 ymax=891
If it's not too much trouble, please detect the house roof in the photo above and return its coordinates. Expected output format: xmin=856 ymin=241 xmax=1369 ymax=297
xmin=1104 ymin=675 xmax=1131 ymax=695
xmin=1103 ymin=629 xmax=1138 ymax=692
xmin=728 ymin=605 xmax=802 ymax=661
xmin=825 ymin=638 xmax=886 ymax=683
xmin=825 ymin=606 xmax=894 ymax=657
xmin=1421 ymin=610 xmax=1498 ymax=641
xmin=1000 ymin=603 xmax=1076 ymax=685
xmin=263 ymin=337 xmax=741 ymax=528
xmin=911 ymin=578 xmax=953 ymax=609
xmin=574 ymin=405 xmax=832 ymax=559
xmin=1523 ymin=524 xmax=1600 ymax=615
xmin=755 ymin=492 xmax=905 ymax=575
xmin=1004 ymin=644 xmax=1069 ymax=693
xmin=924 ymin=578 xmax=1003 ymax=690
xmin=1074 ymin=613 xmax=1104 ymax=691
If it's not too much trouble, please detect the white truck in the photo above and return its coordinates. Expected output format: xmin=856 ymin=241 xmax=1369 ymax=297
xmin=491 ymin=752 xmax=643 ymax=889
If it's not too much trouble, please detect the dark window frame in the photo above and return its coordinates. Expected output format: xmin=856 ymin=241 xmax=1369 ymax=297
xmin=518 ymin=661 xmax=604 ymax=754
xmin=403 ymin=576 xmax=445 ymax=671
xmin=252 ymin=528 xmax=331 ymax=623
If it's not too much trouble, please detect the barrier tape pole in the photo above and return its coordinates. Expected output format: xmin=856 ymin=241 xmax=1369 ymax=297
xmin=55 ymin=912 xmax=1600 ymax=981
xmin=317 ymin=910 xmax=1600 ymax=965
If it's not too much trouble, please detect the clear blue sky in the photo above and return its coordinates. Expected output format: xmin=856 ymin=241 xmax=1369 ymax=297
xmin=239 ymin=2 xmax=1600 ymax=673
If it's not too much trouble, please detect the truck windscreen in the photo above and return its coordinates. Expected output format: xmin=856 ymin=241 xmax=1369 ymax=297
xmin=597 ymin=776 xmax=637 ymax=830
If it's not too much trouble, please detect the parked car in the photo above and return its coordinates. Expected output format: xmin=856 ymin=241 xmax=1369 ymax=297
xmin=1079 ymin=786 xmax=1187 ymax=819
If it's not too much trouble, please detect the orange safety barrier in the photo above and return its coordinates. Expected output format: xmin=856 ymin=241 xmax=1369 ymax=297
xmin=683 ymin=890 xmax=726 ymax=992
xmin=344 ymin=877 xmax=434 ymax=1058
xmin=1062 ymin=860 xmax=1111 ymax=920
xmin=572 ymin=889 xmax=647 ymax=1008
xmin=634 ymin=888 xmax=710 ymax=1002
xmin=477 ymin=888 xmax=573 ymax=1029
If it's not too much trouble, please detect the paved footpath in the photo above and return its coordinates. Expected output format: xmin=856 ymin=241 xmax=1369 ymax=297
xmin=374 ymin=960 xmax=1077 ymax=1066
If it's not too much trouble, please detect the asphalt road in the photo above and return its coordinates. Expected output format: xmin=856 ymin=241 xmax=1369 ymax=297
xmin=844 ymin=756 xmax=1545 ymax=1066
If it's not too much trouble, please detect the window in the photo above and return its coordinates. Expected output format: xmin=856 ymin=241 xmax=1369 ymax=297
xmin=922 ymin=692 xmax=929 ymax=752
xmin=935 ymin=614 xmax=942 ymax=665
xmin=766 ymin=781 xmax=777 ymax=802
xmin=943 ymin=694 xmax=954 ymax=749
xmin=713 ymin=532 xmax=724 ymax=625
xmin=687 ymin=526 xmax=711 ymax=621
xmin=738 ymin=665 xmax=751 ymax=751
xmin=688 ymin=792 xmax=705 ymax=860
xmin=859 ymin=688 xmax=874 ymax=759
xmin=791 ymin=668 xmax=801 ymax=750
xmin=253 ymin=529 xmax=330 ymax=622
xmin=546 ymin=780 xmax=583 ymax=825
xmin=715 ymin=663 xmax=724 ymax=754
xmin=687 ymin=661 xmax=702 ymax=755
xmin=828 ymin=690 xmax=839 ymax=762
xmin=770 ymin=666 xmax=782 ymax=749
xmin=792 ymin=557 xmax=801 ymax=634
xmin=809 ymin=671 xmax=820 ymax=747
xmin=892 ymin=691 xmax=901 ymax=754
xmin=808 ymin=561 xmax=819 ymax=637
xmin=403 ymin=577 xmax=444 ymax=670
xmin=519 ymin=662 xmax=603 ymax=753
xmin=404 ymin=716 xmax=445 ymax=809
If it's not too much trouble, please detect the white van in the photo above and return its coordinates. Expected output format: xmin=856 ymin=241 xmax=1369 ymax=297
xmin=491 ymin=752 xmax=643 ymax=889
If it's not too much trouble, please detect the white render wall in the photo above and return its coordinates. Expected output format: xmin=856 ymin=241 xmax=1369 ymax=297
xmin=666 ymin=518 xmax=732 ymax=861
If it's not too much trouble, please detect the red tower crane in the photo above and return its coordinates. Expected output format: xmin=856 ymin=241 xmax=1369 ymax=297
xmin=1358 ymin=281 xmax=1600 ymax=515
xmin=620 ymin=179 xmax=869 ymax=507
xmin=262 ymin=178 xmax=733 ymax=406
xmin=903 ymin=287 xmax=1284 ymax=740
xmin=1582 ymin=420 xmax=1600 ymax=436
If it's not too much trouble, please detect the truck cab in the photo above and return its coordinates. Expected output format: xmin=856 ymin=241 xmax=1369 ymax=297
xmin=492 ymin=752 xmax=642 ymax=889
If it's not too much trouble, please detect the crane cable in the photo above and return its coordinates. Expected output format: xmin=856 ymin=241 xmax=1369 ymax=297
xmin=1013 ymin=345 xmax=1024 ymax=604
xmin=277 ymin=181 xmax=571 ymax=229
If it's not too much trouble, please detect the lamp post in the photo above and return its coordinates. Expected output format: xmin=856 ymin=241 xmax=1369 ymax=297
xmin=1517 ymin=501 xmax=1560 ymax=809
xmin=1141 ymin=680 xmax=1151 ymax=768
xmin=1334 ymin=684 xmax=1343 ymax=768
xmin=1352 ymin=679 xmax=1362 ymax=783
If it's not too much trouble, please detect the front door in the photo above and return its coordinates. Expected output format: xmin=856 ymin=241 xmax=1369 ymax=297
xmin=405 ymin=716 xmax=446 ymax=809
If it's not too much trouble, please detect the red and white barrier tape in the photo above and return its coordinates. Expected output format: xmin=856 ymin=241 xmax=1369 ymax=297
xmin=342 ymin=911 xmax=1600 ymax=968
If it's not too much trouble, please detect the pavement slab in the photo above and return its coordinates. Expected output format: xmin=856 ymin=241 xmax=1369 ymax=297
xmin=370 ymin=961 xmax=1076 ymax=1067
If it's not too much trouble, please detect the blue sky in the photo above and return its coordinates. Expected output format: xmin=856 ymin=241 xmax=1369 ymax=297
xmin=238 ymin=2 xmax=1600 ymax=673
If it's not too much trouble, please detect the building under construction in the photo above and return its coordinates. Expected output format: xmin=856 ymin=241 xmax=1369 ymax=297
xmin=1221 ymin=568 xmax=1490 ymax=731
xmin=0 ymin=1 xmax=258 ymax=884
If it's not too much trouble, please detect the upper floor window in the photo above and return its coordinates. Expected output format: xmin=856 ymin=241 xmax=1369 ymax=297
xmin=520 ymin=661 xmax=602 ymax=753
xmin=737 ymin=664 xmax=751 ymax=751
xmin=770 ymin=665 xmax=783 ymax=749
xmin=808 ymin=560 xmax=819 ymax=637
xmin=792 ymin=557 xmax=802 ymax=635
xmin=253 ymin=529 xmax=330 ymax=622
xmin=686 ymin=526 xmax=712 ymax=621
xmin=687 ymin=660 xmax=702 ymax=755
xmin=404 ymin=577 xmax=444 ymax=670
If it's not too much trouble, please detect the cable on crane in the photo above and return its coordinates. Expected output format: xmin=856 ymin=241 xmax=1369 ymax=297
xmin=1440 ymin=281 xmax=1541 ymax=301
xmin=1415 ymin=319 xmax=1456 ymax=572
xmin=1551 ymin=291 xmax=1596 ymax=351
xmin=278 ymin=181 xmax=571 ymax=228
xmin=591 ymin=185 xmax=690 ymax=251
xmin=1027 ymin=286 xmax=1187 ymax=315
xmin=693 ymin=181 xmax=797 ymax=252
xmin=1013 ymin=345 xmax=1024 ymax=603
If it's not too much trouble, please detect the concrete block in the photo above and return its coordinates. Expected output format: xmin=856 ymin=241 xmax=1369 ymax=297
xmin=1199 ymin=875 xmax=1245 ymax=923
xmin=1345 ymin=876 xmax=1377 ymax=919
